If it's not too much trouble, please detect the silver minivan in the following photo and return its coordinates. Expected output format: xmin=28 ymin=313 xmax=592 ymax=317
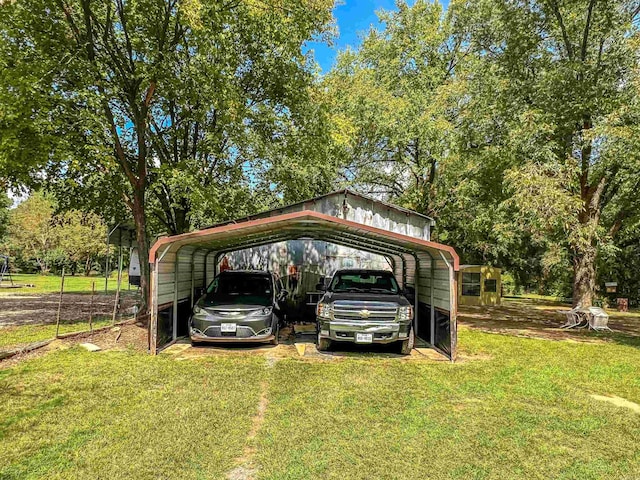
xmin=189 ymin=270 xmax=287 ymax=345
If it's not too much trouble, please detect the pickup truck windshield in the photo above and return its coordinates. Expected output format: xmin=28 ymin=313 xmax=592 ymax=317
xmin=205 ymin=274 xmax=272 ymax=306
xmin=329 ymin=272 xmax=399 ymax=294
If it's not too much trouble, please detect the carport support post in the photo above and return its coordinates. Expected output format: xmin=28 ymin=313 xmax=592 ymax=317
xmin=402 ymin=258 xmax=407 ymax=288
xmin=150 ymin=261 xmax=158 ymax=354
xmin=173 ymin=250 xmax=179 ymax=341
xmin=190 ymin=252 xmax=195 ymax=308
xmin=439 ymin=251 xmax=457 ymax=362
xmin=413 ymin=256 xmax=419 ymax=340
xmin=214 ymin=252 xmax=222 ymax=277
xmin=430 ymin=256 xmax=435 ymax=346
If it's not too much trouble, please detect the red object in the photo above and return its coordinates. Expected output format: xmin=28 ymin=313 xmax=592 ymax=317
xmin=616 ymin=298 xmax=629 ymax=312
xmin=220 ymin=257 xmax=231 ymax=272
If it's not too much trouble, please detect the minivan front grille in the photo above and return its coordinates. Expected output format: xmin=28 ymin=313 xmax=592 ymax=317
xmin=202 ymin=326 xmax=257 ymax=338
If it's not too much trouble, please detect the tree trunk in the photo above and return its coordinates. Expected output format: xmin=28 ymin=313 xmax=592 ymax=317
xmin=132 ymin=188 xmax=150 ymax=322
xmin=572 ymin=195 xmax=599 ymax=308
xmin=572 ymin=243 xmax=596 ymax=307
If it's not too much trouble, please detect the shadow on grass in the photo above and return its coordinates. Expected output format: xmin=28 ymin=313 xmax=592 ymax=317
xmin=459 ymin=297 xmax=640 ymax=349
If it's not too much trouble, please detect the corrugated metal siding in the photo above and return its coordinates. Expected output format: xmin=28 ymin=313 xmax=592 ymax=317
xmin=432 ymin=259 xmax=451 ymax=311
xmin=205 ymin=251 xmax=217 ymax=285
xmin=404 ymin=255 xmax=417 ymax=288
xmin=239 ymin=191 xmax=433 ymax=241
xmin=157 ymin=251 xmax=177 ymax=305
xmin=194 ymin=251 xmax=206 ymax=290
xmin=176 ymin=247 xmax=194 ymax=300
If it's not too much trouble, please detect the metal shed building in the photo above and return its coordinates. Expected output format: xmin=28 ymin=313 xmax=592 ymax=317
xmin=148 ymin=190 xmax=460 ymax=360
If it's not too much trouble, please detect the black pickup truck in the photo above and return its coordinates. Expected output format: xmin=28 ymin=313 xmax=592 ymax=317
xmin=315 ymin=269 xmax=414 ymax=354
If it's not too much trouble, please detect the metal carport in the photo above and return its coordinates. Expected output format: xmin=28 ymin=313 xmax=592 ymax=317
xmin=148 ymin=192 xmax=460 ymax=360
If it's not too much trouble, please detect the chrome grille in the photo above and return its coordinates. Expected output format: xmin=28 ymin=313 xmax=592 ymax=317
xmin=332 ymin=301 xmax=398 ymax=322
xmin=202 ymin=326 xmax=257 ymax=338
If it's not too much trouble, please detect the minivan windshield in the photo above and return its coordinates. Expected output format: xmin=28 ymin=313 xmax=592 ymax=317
xmin=204 ymin=274 xmax=272 ymax=306
xmin=329 ymin=272 xmax=399 ymax=294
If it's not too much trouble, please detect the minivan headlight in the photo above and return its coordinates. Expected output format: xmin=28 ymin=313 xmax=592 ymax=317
xmin=250 ymin=306 xmax=273 ymax=316
xmin=316 ymin=302 xmax=332 ymax=318
xmin=397 ymin=306 xmax=413 ymax=321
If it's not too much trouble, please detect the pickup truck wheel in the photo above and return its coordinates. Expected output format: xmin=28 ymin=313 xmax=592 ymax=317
xmin=317 ymin=333 xmax=331 ymax=352
xmin=399 ymin=327 xmax=415 ymax=355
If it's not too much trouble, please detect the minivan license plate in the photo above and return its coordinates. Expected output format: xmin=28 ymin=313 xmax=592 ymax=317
xmin=355 ymin=333 xmax=373 ymax=343
xmin=221 ymin=323 xmax=237 ymax=333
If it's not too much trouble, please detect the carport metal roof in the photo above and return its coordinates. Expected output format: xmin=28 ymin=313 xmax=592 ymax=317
xmin=150 ymin=211 xmax=457 ymax=267
xmin=149 ymin=201 xmax=460 ymax=360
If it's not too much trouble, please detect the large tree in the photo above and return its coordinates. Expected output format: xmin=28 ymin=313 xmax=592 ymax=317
xmin=0 ymin=0 xmax=334 ymax=314
xmin=4 ymin=193 xmax=58 ymax=273
xmin=324 ymin=0 xmax=470 ymax=215
xmin=459 ymin=0 xmax=640 ymax=306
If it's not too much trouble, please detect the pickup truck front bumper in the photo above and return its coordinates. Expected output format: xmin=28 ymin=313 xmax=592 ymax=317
xmin=317 ymin=318 xmax=411 ymax=344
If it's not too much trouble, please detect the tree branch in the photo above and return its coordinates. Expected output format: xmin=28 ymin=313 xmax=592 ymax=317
xmin=581 ymin=0 xmax=597 ymax=61
xmin=548 ymin=0 xmax=574 ymax=60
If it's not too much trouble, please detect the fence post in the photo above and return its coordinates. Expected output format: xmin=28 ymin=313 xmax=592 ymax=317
xmin=55 ymin=267 xmax=66 ymax=338
xmin=89 ymin=281 xmax=95 ymax=333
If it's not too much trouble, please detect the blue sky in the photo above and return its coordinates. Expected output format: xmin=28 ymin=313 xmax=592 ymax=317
xmin=306 ymin=0 xmax=448 ymax=73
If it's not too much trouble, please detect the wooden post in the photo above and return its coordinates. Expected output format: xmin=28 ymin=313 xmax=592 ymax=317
xmin=55 ymin=268 xmax=66 ymax=338
xmin=89 ymin=281 xmax=95 ymax=333
xmin=112 ymin=248 xmax=123 ymax=325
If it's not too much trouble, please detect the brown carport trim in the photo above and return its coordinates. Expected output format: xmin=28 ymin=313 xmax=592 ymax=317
xmin=149 ymin=210 xmax=459 ymax=270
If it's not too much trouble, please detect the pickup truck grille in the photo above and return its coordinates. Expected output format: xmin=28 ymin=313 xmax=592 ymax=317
xmin=332 ymin=301 xmax=398 ymax=322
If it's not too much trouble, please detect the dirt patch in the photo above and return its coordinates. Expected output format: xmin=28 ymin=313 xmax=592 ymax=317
xmin=54 ymin=322 xmax=149 ymax=352
xmin=591 ymin=394 xmax=640 ymax=414
xmin=226 ymin=381 xmax=269 ymax=480
xmin=0 ymin=291 xmax=139 ymax=328
xmin=0 ymin=323 xmax=149 ymax=369
xmin=459 ymin=298 xmax=640 ymax=342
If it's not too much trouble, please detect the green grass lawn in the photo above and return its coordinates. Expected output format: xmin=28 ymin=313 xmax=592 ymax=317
xmin=0 ymin=350 xmax=267 ymax=480
xmin=1 ymin=273 xmax=132 ymax=295
xmin=0 ymin=319 xmax=114 ymax=349
xmin=2 ymin=329 xmax=640 ymax=479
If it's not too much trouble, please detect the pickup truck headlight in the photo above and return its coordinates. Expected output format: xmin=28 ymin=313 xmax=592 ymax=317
xmin=316 ymin=302 xmax=332 ymax=319
xmin=397 ymin=305 xmax=413 ymax=321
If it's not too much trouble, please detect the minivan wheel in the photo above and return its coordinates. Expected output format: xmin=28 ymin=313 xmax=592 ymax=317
xmin=399 ymin=327 xmax=415 ymax=355
xmin=270 ymin=322 xmax=280 ymax=346
xmin=317 ymin=333 xmax=331 ymax=352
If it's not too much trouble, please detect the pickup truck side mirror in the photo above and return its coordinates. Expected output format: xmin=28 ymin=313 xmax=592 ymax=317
xmin=315 ymin=283 xmax=326 ymax=291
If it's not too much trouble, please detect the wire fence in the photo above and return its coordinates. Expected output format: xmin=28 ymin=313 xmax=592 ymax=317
xmin=0 ymin=270 xmax=141 ymax=352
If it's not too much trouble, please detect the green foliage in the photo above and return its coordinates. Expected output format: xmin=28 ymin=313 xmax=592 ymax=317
xmin=455 ymin=0 xmax=640 ymax=304
xmin=326 ymin=0 xmax=640 ymax=303
xmin=0 ymin=0 xmax=336 ymax=234
xmin=0 ymin=193 xmax=10 ymax=242
xmin=324 ymin=0 xmax=465 ymax=214
xmin=3 ymin=193 xmax=106 ymax=274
